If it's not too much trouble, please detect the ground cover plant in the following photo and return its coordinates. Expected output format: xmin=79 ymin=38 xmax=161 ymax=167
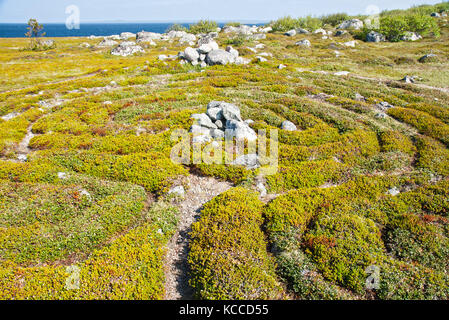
xmin=0 ymin=2 xmax=448 ymax=300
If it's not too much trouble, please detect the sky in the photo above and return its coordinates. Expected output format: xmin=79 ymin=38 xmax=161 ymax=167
xmin=0 ymin=0 xmax=445 ymax=23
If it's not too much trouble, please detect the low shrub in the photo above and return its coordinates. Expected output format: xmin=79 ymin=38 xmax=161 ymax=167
xmin=189 ymin=188 xmax=284 ymax=299
xmin=189 ymin=20 xmax=218 ymax=34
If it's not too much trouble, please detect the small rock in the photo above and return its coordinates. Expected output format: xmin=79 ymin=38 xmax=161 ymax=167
xmin=401 ymin=75 xmax=415 ymax=83
xmin=285 ymin=29 xmax=297 ymax=37
xmin=295 ymin=39 xmax=311 ymax=48
xmin=387 ymin=187 xmax=400 ymax=196
xmin=168 ymin=185 xmax=185 ymax=198
xmin=191 ymin=113 xmax=217 ymax=129
xmin=257 ymin=182 xmax=267 ymax=197
xmin=418 ymin=54 xmax=439 ymax=63
xmin=232 ymin=154 xmax=259 ymax=169
xmin=57 ymin=172 xmax=68 ymax=180
xmin=281 ymin=120 xmax=297 ymax=131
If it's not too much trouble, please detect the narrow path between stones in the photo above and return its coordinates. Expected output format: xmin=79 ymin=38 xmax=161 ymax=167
xmin=164 ymin=175 xmax=233 ymax=300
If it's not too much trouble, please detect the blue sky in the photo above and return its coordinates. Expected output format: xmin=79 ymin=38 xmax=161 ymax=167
xmin=0 ymin=0 xmax=444 ymax=23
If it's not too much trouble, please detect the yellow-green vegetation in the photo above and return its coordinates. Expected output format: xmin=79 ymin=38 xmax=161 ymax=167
xmin=189 ymin=188 xmax=285 ymax=300
xmin=0 ymin=1 xmax=448 ymax=301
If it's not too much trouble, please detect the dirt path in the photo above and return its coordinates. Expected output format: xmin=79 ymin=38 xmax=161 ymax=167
xmin=0 ymin=70 xmax=103 ymax=94
xmin=164 ymin=175 xmax=233 ymax=300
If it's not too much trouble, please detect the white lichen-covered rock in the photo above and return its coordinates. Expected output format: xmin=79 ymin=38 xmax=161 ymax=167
xmin=343 ymin=40 xmax=356 ymax=47
xmin=257 ymin=182 xmax=267 ymax=197
xmin=338 ymin=19 xmax=364 ymax=30
xmin=198 ymin=41 xmax=219 ymax=54
xmin=313 ymin=28 xmax=327 ymax=34
xmin=206 ymin=50 xmax=236 ymax=65
xmin=184 ymin=47 xmax=200 ymax=62
xmin=297 ymin=28 xmax=310 ymax=34
xmin=387 ymin=187 xmax=400 ymax=196
xmin=296 ymin=39 xmax=311 ymax=47
xmin=226 ymin=46 xmax=239 ymax=58
xmin=191 ymin=113 xmax=217 ymax=129
xmin=179 ymin=33 xmax=197 ymax=45
xmin=235 ymin=57 xmax=251 ymax=65
xmin=260 ymin=26 xmax=273 ymax=33
xmin=110 ymin=42 xmax=144 ymax=56
xmin=401 ymin=32 xmax=422 ymax=41
xmin=225 ymin=120 xmax=257 ymax=141
xmin=281 ymin=120 xmax=297 ymax=131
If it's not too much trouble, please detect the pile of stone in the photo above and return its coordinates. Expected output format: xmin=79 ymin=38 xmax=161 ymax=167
xmin=110 ymin=41 xmax=144 ymax=57
xmin=179 ymin=38 xmax=250 ymax=67
xmin=190 ymin=101 xmax=257 ymax=143
xmin=222 ymin=24 xmax=269 ymax=39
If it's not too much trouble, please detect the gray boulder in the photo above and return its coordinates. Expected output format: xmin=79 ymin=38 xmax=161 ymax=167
xmin=206 ymin=107 xmax=224 ymax=121
xmin=198 ymin=41 xmax=219 ymax=54
xmin=366 ymin=31 xmax=385 ymax=42
xmin=338 ymin=19 xmax=364 ymax=30
xmin=184 ymin=47 xmax=200 ymax=62
xmin=191 ymin=113 xmax=217 ymax=129
xmin=225 ymin=120 xmax=257 ymax=141
xmin=206 ymin=50 xmax=236 ymax=65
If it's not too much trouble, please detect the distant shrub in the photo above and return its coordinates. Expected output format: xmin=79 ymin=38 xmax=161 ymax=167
xmin=166 ymin=23 xmax=188 ymax=33
xmin=225 ymin=22 xmax=241 ymax=27
xmin=321 ymin=13 xmax=349 ymax=27
xmin=297 ymin=16 xmax=323 ymax=31
xmin=189 ymin=20 xmax=218 ymax=34
xmin=270 ymin=16 xmax=300 ymax=32
xmin=378 ymin=14 xmax=439 ymax=42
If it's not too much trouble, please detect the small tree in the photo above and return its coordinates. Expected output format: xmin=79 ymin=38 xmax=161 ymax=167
xmin=25 ymin=19 xmax=46 ymax=49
